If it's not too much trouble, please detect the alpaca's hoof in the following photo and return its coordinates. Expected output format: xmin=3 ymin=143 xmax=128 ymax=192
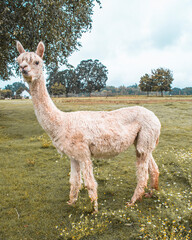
xmin=92 ymin=201 xmax=98 ymax=213
xmin=126 ymin=201 xmax=134 ymax=207
xmin=92 ymin=209 xmax=98 ymax=214
xmin=67 ymin=200 xmax=76 ymax=206
xmin=144 ymin=191 xmax=153 ymax=198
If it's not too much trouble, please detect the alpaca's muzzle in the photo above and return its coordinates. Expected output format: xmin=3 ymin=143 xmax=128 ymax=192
xmin=22 ymin=69 xmax=28 ymax=75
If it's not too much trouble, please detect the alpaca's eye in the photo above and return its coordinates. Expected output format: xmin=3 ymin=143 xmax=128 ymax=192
xmin=35 ymin=61 xmax=39 ymax=65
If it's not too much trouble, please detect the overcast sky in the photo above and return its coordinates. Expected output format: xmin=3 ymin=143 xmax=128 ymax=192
xmin=69 ymin=0 xmax=192 ymax=88
xmin=1 ymin=0 xmax=192 ymax=89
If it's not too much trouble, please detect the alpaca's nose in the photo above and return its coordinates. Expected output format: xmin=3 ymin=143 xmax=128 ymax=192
xmin=20 ymin=63 xmax=28 ymax=74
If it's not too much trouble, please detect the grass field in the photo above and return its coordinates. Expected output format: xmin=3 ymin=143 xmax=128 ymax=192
xmin=0 ymin=96 xmax=192 ymax=240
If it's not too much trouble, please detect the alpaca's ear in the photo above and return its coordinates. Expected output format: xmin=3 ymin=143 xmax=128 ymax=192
xmin=36 ymin=41 xmax=45 ymax=58
xmin=16 ymin=41 xmax=25 ymax=54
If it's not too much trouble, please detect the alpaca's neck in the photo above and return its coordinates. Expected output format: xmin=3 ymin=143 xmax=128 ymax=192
xmin=29 ymin=75 xmax=62 ymax=135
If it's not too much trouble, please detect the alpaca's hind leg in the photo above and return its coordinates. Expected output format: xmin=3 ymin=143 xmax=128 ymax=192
xmin=80 ymin=160 xmax=98 ymax=212
xmin=145 ymin=154 xmax=159 ymax=198
xmin=127 ymin=151 xmax=150 ymax=206
xmin=68 ymin=159 xmax=81 ymax=205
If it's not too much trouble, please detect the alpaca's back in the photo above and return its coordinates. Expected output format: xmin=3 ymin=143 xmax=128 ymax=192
xmin=56 ymin=106 xmax=160 ymax=158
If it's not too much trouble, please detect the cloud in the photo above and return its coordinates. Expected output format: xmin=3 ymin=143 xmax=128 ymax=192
xmin=68 ymin=0 xmax=192 ymax=88
xmin=146 ymin=0 xmax=192 ymax=49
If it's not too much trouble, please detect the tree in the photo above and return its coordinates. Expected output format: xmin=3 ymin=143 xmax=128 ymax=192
xmin=127 ymin=84 xmax=141 ymax=95
xmin=46 ymin=67 xmax=59 ymax=91
xmin=171 ymin=87 xmax=182 ymax=95
xmin=139 ymin=68 xmax=174 ymax=96
xmin=182 ymin=87 xmax=192 ymax=95
xmin=51 ymin=82 xmax=66 ymax=96
xmin=0 ymin=89 xmax=12 ymax=98
xmin=47 ymin=68 xmax=81 ymax=97
xmin=119 ymin=86 xmax=127 ymax=95
xmin=151 ymin=68 xmax=173 ymax=96
xmin=16 ymin=86 xmax=25 ymax=96
xmin=139 ymin=74 xmax=154 ymax=96
xmin=5 ymin=82 xmax=27 ymax=94
xmin=0 ymin=0 xmax=101 ymax=80
xmin=104 ymin=86 xmax=117 ymax=93
xmin=75 ymin=59 xmax=108 ymax=96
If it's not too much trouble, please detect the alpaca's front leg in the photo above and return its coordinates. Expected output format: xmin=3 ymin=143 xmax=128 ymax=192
xmin=68 ymin=159 xmax=81 ymax=206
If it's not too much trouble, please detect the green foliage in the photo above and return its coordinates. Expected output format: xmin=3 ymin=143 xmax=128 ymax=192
xmin=182 ymin=87 xmax=192 ymax=95
xmin=139 ymin=68 xmax=174 ymax=96
xmin=171 ymin=87 xmax=182 ymax=95
xmin=47 ymin=59 xmax=108 ymax=96
xmin=51 ymin=82 xmax=66 ymax=96
xmin=2 ymin=82 xmax=29 ymax=97
xmin=5 ymin=82 xmax=27 ymax=93
xmin=0 ymin=97 xmax=191 ymax=239
xmin=47 ymin=67 xmax=81 ymax=96
xmin=0 ymin=89 xmax=12 ymax=98
xmin=0 ymin=0 xmax=101 ymax=80
xmin=101 ymin=84 xmax=141 ymax=96
xmin=76 ymin=59 xmax=108 ymax=95
xmin=139 ymin=74 xmax=154 ymax=96
xmin=152 ymin=68 xmax=174 ymax=96
xmin=16 ymin=86 xmax=25 ymax=95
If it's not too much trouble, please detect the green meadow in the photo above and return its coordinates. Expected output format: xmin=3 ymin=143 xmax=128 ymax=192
xmin=0 ymin=96 xmax=191 ymax=240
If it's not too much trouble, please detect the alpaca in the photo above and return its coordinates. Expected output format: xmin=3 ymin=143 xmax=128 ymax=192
xmin=16 ymin=41 xmax=161 ymax=212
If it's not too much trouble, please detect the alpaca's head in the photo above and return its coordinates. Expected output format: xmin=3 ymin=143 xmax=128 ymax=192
xmin=16 ymin=41 xmax=45 ymax=83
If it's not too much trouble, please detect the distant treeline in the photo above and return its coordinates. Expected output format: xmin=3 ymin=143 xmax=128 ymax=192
xmin=94 ymin=85 xmax=192 ymax=97
xmin=1 ymin=83 xmax=192 ymax=99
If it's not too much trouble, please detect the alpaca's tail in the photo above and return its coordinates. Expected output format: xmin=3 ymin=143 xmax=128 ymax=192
xmin=156 ymin=137 xmax=159 ymax=146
